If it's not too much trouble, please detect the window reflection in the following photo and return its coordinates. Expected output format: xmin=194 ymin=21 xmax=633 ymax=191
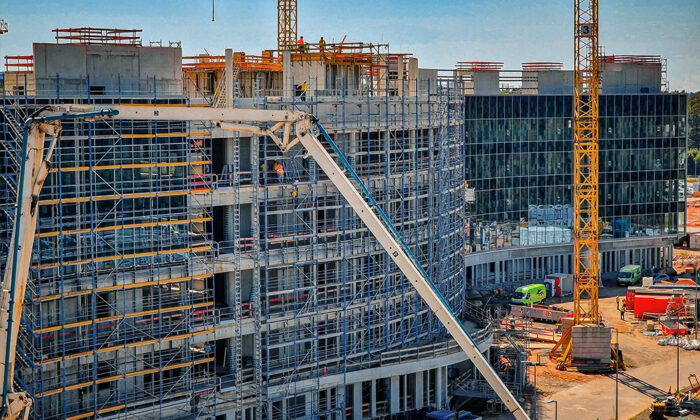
xmin=465 ymin=94 xmax=687 ymax=253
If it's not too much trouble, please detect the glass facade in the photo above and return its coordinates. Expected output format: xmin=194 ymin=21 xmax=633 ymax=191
xmin=465 ymin=94 xmax=687 ymax=253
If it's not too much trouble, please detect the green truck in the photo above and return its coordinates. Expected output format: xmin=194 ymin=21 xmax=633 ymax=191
xmin=616 ymin=264 xmax=642 ymax=286
xmin=510 ymin=284 xmax=547 ymax=305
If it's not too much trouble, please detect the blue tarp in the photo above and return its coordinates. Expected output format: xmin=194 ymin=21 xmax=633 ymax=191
xmin=426 ymin=410 xmax=456 ymax=420
xmin=426 ymin=410 xmax=480 ymax=420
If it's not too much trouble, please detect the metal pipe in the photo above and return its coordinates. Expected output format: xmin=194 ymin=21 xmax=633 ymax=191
xmin=615 ymin=327 xmax=619 ymax=420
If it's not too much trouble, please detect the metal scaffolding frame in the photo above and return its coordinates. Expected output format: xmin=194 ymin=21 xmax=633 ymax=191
xmin=1 ymin=78 xmax=216 ymax=420
xmin=1 ymin=49 xmax=487 ymax=419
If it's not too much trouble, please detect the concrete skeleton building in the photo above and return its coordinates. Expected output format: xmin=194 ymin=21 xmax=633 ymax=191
xmin=0 ymin=28 xmax=688 ymax=420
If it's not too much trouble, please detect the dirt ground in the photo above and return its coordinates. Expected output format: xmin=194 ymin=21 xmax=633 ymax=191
xmin=529 ymin=284 xmax=699 ymax=398
xmin=687 ymin=197 xmax=700 ymax=231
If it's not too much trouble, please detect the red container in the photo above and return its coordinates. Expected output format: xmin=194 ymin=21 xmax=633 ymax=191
xmin=633 ymin=294 xmax=673 ymax=319
xmin=625 ymin=290 xmax=636 ymax=310
xmin=660 ymin=321 xmax=688 ymax=336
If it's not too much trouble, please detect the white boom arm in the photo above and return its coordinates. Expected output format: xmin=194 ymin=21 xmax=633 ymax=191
xmin=6 ymin=105 xmax=528 ymax=420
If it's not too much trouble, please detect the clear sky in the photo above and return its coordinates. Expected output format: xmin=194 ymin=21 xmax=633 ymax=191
xmin=1 ymin=0 xmax=698 ymax=91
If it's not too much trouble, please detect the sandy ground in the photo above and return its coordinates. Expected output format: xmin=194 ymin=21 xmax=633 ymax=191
xmin=525 ymin=282 xmax=700 ymax=419
xmin=548 ymin=352 xmax=700 ymax=420
xmin=687 ymin=197 xmax=700 ymax=233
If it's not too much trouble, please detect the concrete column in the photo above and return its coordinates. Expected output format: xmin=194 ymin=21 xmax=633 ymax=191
xmin=134 ymin=288 xmax=143 ymax=312
xmin=415 ymin=371 xmax=424 ymax=409
xmin=403 ymin=374 xmax=408 ymax=411
xmin=337 ymin=385 xmax=346 ymax=417
xmin=279 ymin=399 xmax=286 ymax=420
xmin=390 ymin=376 xmax=400 ymax=414
xmin=225 ymin=272 xmax=236 ymax=306
xmin=443 ymin=367 xmax=448 ymax=408
xmin=425 ymin=369 xmax=431 ymax=407
xmin=353 ymin=383 xmax=362 ymax=420
xmin=304 ymin=391 xmax=313 ymax=417
xmin=370 ymin=379 xmax=377 ymax=417
xmin=225 ymin=48 xmax=233 ymax=108
xmin=436 ymin=367 xmax=443 ymax=409
xmin=282 ymin=51 xmax=292 ymax=97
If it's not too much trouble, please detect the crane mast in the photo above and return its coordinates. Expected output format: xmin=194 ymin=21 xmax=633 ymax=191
xmin=277 ymin=0 xmax=298 ymax=51
xmin=572 ymin=0 xmax=600 ymax=327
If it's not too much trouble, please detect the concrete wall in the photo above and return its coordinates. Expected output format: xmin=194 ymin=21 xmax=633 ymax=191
xmin=601 ymin=62 xmax=662 ymax=94
xmin=33 ymin=43 xmax=183 ymax=95
xmin=284 ymin=60 xmax=363 ymax=96
xmin=472 ymin=71 xmax=499 ymax=95
xmin=537 ymin=70 xmax=574 ymax=94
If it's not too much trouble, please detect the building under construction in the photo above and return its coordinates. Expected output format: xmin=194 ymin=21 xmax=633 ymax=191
xmin=0 ymin=24 xmax=688 ymax=420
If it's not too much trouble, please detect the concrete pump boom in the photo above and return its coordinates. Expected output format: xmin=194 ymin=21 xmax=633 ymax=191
xmin=0 ymin=105 xmax=529 ymax=420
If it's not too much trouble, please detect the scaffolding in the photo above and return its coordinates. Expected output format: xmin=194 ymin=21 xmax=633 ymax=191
xmin=1 ymin=78 xmax=216 ymax=420
xmin=205 ymin=74 xmax=469 ymax=418
xmin=1 ymin=36 xmax=486 ymax=419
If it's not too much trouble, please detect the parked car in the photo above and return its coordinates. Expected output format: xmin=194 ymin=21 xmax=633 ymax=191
xmin=511 ymin=284 xmax=547 ymax=305
xmin=617 ymin=265 xmax=642 ymax=286
xmin=653 ymin=273 xmax=671 ymax=283
xmin=653 ymin=266 xmax=678 ymax=277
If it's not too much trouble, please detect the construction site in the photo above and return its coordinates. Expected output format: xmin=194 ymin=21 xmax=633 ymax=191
xmin=0 ymin=1 xmax=697 ymax=420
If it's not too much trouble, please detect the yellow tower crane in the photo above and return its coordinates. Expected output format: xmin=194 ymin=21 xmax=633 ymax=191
xmin=277 ymin=0 xmax=298 ymax=52
xmin=550 ymin=0 xmax=609 ymax=369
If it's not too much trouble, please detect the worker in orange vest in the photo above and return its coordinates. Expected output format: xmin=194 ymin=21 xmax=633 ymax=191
xmin=274 ymin=161 xmax=284 ymax=183
xmin=297 ymin=36 xmax=305 ymax=52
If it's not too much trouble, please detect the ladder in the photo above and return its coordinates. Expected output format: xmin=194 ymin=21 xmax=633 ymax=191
xmin=251 ymin=135 xmax=263 ymax=417
xmin=213 ymin=60 xmax=242 ymax=108
xmin=232 ymin=132 xmax=244 ymax=419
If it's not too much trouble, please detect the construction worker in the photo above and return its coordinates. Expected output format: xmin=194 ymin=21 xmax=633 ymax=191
xmin=616 ymin=295 xmax=621 ymax=310
xmin=297 ymin=36 xmax=305 ymax=51
xmin=274 ymin=161 xmax=284 ymax=183
xmin=295 ymin=80 xmax=308 ymax=101
xmin=619 ymin=302 xmax=626 ymax=320
xmin=319 ymin=36 xmax=326 ymax=53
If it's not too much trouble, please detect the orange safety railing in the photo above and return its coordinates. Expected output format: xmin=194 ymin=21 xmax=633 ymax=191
xmin=183 ymin=53 xmax=283 ymax=72
xmin=4 ymin=55 xmax=33 ymax=73
xmin=283 ymin=41 xmax=389 ymax=65
xmin=52 ymin=27 xmax=142 ymax=45
xmin=522 ymin=62 xmax=564 ymax=71
xmin=599 ymin=55 xmax=662 ymax=65
xmin=456 ymin=61 xmax=504 ymax=71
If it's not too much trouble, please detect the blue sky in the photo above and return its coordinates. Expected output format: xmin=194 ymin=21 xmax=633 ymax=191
xmin=1 ymin=0 xmax=699 ymax=91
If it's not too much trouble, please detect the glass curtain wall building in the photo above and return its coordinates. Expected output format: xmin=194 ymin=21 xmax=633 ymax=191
xmin=465 ymin=93 xmax=688 ymax=287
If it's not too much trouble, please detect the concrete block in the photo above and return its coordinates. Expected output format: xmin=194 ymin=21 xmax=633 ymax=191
xmin=571 ymin=325 xmax=612 ymax=364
